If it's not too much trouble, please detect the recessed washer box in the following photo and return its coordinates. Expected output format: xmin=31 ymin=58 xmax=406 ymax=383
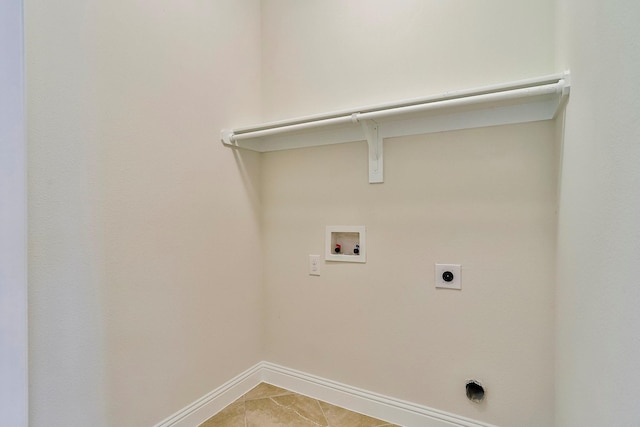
xmin=325 ymin=226 xmax=366 ymax=263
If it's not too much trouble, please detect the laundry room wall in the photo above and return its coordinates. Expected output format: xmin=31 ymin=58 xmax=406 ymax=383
xmin=26 ymin=1 xmax=264 ymax=425
xmin=260 ymin=1 xmax=557 ymax=425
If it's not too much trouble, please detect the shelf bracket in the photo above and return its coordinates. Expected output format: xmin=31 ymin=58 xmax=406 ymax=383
xmin=360 ymin=119 xmax=383 ymax=184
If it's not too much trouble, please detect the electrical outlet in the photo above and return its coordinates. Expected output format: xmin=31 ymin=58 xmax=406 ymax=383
xmin=435 ymin=264 xmax=461 ymax=290
xmin=309 ymin=255 xmax=321 ymax=276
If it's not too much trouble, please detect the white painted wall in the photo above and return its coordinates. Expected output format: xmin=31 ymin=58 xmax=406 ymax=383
xmin=262 ymin=0 xmax=556 ymax=120
xmin=262 ymin=124 xmax=558 ymax=426
xmin=261 ymin=1 xmax=557 ymax=425
xmin=0 ymin=0 xmax=28 ymax=425
xmin=555 ymin=0 xmax=640 ymax=425
xmin=26 ymin=1 xmax=263 ymax=425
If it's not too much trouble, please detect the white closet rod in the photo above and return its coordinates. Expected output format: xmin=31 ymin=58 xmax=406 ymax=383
xmin=223 ymin=72 xmax=568 ymax=144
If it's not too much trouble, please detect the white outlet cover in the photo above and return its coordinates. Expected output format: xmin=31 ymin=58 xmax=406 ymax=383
xmin=435 ymin=264 xmax=461 ymax=290
xmin=309 ymin=254 xmax=321 ymax=276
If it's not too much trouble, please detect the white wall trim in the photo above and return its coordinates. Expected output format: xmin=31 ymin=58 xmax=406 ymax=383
xmin=261 ymin=362 xmax=495 ymax=427
xmin=155 ymin=362 xmax=496 ymax=427
xmin=153 ymin=363 xmax=263 ymax=427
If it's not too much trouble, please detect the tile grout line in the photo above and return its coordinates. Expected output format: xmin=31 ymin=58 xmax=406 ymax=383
xmin=317 ymin=398 xmax=331 ymax=427
xmin=243 ymin=399 xmax=247 ymax=427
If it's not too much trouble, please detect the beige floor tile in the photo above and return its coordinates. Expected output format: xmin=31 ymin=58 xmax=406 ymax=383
xmin=245 ymin=395 xmax=327 ymax=427
xmin=243 ymin=382 xmax=293 ymax=401
xmin=199 ymin=401 xmax=245 ymax=427
xmin=270 ymin=393 xmax=328 ymax=426
xmin=319 ymin=400 xmax=399 ymax=427
xmin=199 ymin=383 xmax=402 ymax=427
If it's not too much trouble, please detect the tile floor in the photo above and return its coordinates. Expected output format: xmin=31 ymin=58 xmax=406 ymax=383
xmin=199 ymin=383 xmax=400 ymax=427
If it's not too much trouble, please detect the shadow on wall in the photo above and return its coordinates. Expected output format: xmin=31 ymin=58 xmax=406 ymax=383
xmin=232 ymin=148 xmax=263 ymax=221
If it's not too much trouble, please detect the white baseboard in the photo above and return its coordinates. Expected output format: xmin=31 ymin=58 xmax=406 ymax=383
xmin=153 ymin=363 xmax=262 ymax=427
xmin=154 ymin=361 xmax=496 ymax=427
